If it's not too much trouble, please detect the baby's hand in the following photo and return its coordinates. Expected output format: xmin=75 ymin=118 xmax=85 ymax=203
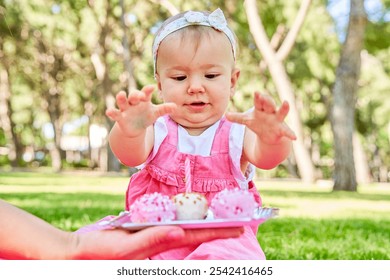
xmin=226 ymin=92 xmax=296 ymax=145
xmin=106 ymin=85 xmax=176 ymax=138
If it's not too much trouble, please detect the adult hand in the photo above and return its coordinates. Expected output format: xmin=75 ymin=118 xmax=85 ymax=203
xmin=0 ymin=199 xmax=243 ymax=260
xmin=71 ymin=226 xmax=244 ymax=260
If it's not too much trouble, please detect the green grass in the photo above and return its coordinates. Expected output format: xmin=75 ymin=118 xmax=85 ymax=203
xmin=1 ymin=172 xmax=390 ymax=260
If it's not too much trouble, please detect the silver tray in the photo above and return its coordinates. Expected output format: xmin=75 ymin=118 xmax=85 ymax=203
xmin=103 ymin=207 xmax=279 ymax=231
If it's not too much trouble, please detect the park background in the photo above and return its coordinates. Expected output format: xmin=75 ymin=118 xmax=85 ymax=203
xmin=0 ymin=0 xmax=389 ymax=259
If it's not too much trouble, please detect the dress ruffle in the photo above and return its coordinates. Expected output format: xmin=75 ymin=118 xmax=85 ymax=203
xmin=192 ymin=178 xmax=237 ymax=192
xmin=146 ymin=164 xmax=239 ymax=193
xmin=145 ymin=165 xmax=181 ymax=187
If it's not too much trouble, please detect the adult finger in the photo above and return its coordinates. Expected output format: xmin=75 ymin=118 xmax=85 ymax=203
xmin=132 ymin=226 xmax=244 ymax=259
xmin=121 ymin=226 xmax=186 ymax=259
xmin=181 ymin=227 xmax=244 ymax=244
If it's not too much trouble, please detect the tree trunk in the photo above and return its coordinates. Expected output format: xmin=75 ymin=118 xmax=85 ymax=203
xmin=244 ymin=0 xmax=316 ymax=182
xmin=34 ymin=33 xmax=66 ymax=172
xmin=120 ymin=0 xmax=137 ymax=92
xmin=0 ymin=68 xmax=23 ymax=166
xmin=89 ymin=1 xmax=120 ymax=172
xmin=46 ymin=90 xmax=64 ymax=172
xmin=106 ymin=111 xmax=120 ymax=172
xmin=330 ymin=0 xmax=367 ymax=191
xmin=353 ymin=133 xmax=371 ymax=183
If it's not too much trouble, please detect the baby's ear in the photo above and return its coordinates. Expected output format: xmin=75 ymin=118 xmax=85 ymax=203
xmin=155 ymin=73 xmax=162 ymax=91
xmin=154 ymin=74 xmax=164 ymax=100
xmin=230 ymin=68 xmax=240 ymax=97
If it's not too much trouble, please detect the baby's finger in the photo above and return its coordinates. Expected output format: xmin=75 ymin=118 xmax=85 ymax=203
xmin=116 ymin=91 xmax=129 ymax=111
xmin=140 ymin=85 xmax=155 ymax=102
xmin=225 ymin=112 xmax=249 ymax=126
xmin=105 ymin=108 xmax=120 ymax=121
xmin=281 ymin=123 xmax=297 ymax=140
xmin=276 ymin=101 xmax=290 ymax=122
xmin=128 ymin=90 xmax=145 ymax=106
xmin=152 ymin=103 xmax=177 ymax=120
xmin=255 ymin=92 xmax=276 ymax=114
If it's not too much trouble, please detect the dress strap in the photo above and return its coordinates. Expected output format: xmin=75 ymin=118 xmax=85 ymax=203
xmin=210 ymin=117 xmax=231 ymax=155
xmin=163 ymin=115 xmax=178 ymax=145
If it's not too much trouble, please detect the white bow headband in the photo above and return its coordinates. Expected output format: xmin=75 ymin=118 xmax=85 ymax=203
xmin=152 ymin=8 xmax=237 ymax=76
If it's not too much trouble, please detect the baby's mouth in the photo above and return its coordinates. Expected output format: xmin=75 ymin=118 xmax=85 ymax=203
xmin=190 ymin=102 xmax=206 ymax=106
xmin=186 ymin=101 xmax=208 ymax=111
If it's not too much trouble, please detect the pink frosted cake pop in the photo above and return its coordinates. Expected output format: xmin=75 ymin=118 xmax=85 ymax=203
xmin=210 ymin=188 xmax=258 ymax=219
xmin=130 ymin=192 xmax=176 ymax=223
xmin=173 ymin=192 xmax=208 ymax=220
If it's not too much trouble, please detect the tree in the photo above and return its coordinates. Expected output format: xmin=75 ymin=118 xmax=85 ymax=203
xmin=0 ymin=4 xmax=25 ymax=167
xmin=0 ymin=63 xmax=22 ymax=166
xmin=330 ymin=0 xmax=367 ymax=191
xmin=87 ymin=0 xmax=124 ymax=172
xmin=33 ymin=32 xmax=69 ymax=172
xmin=1 ymin=0 xmax=388 ymax=181
xmin=244 ymin=0 xmax=316 ymax=182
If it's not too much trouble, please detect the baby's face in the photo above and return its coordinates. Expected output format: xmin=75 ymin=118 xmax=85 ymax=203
xmin=155 ymin=29 xmax=240 ymax=135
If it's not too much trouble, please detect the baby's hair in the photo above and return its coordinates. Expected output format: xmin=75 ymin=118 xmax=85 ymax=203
xmin=153 ymin=11 xmax=212 ymax=44
xmin=152 ymin=9 xmax=238 ymax=75
xmin=157 ymin=25 xmax=217 ymax=62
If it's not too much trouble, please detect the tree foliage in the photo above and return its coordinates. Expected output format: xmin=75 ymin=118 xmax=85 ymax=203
xmin=0 ymin=0 xmax=389 ymax=183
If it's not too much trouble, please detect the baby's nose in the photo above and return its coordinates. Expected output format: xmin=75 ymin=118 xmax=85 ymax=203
xmin=187 ymin=77 xmax=205 ymax=94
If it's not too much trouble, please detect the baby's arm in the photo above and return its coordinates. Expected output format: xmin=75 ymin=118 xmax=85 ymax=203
xmin=226 ymin=92 xmax=296 ymax=169
xmin=106 ymin=86 xmax=176 ymax=167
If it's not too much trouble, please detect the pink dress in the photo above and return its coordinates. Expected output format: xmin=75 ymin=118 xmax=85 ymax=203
xmin=77 ymin=116 xmax=265 ymax=260
xmin=125 ymin=116 xmax=265 ymax=260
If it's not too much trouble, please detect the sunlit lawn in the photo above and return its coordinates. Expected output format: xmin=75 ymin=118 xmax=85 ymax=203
xmin=1 ymin=171 xmax=389 ymax=260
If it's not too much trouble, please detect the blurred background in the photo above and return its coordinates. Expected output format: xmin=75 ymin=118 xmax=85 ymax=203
xmin=0 ymin=0 xmax=389 ymax=190
xmin=2 ymin=1 xmax=389 ymax=260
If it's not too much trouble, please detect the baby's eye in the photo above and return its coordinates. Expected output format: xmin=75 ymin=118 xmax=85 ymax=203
xmin=205 ymin=74 xmax=219 ymax=79
xmin=172 ymin=76 xmax=187 ymax=81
